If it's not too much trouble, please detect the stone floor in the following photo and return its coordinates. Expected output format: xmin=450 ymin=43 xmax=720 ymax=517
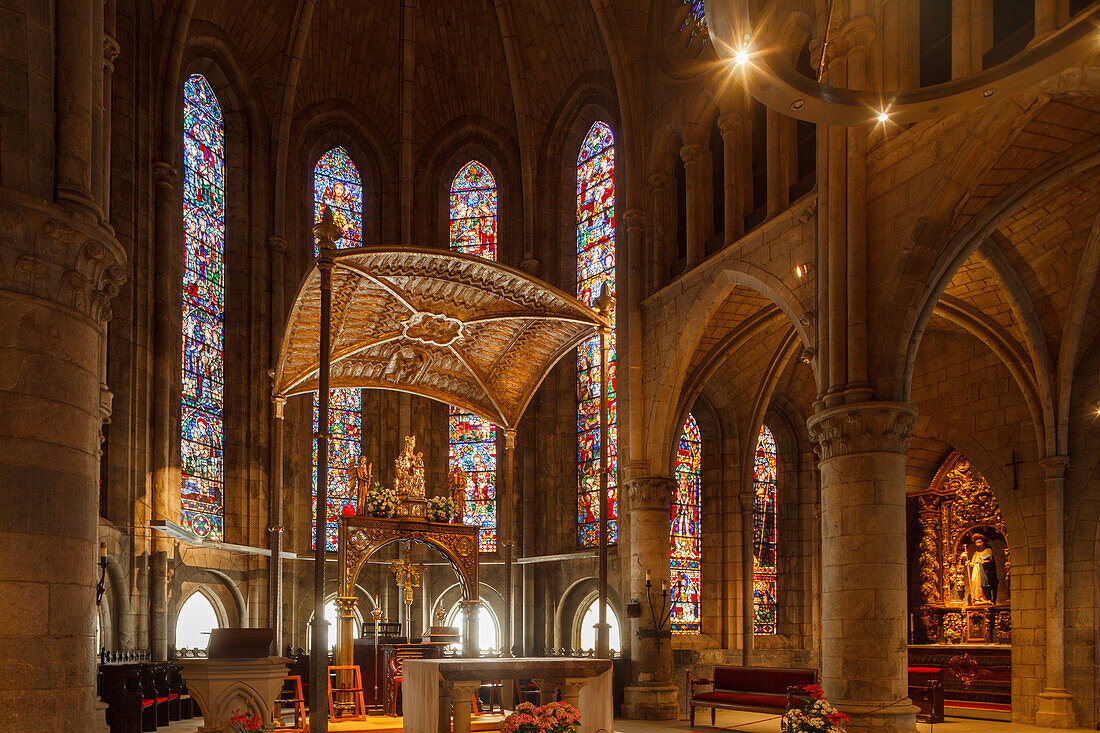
xmin=159 ymin=710 xmax=1088 ymax=733
xmin=611 ymin=709 xmax=1085 ymax=733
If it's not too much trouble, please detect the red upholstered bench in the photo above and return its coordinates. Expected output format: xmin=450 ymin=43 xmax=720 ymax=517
xmin=688 ymin=665 xmax=817 ymax=726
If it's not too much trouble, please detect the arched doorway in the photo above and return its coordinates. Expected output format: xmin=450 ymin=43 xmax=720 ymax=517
xmin=444 ymin=602 xmax=500 ymax=653
xmin=576 ymin=597 xmax=620 ymax=654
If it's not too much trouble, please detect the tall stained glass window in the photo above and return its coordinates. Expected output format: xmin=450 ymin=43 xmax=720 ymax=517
xmin=753 ymin=425 xmax=778 ymax=634
xmin=448 ymin=160 xmax=498 ymax=551
xmin=313 ymin=147 xmax=364 ymax=551
xmin=671 ymin=414 xmax=702 ymax=634
xmin=180 ymin=74 xmax=225 ymax=542
xmin=576 ymin=121 xmax=617 ymax=548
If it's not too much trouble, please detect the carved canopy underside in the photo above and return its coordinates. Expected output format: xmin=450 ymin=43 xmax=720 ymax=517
xmin=273 ymin=247 xmax=608 ymax=429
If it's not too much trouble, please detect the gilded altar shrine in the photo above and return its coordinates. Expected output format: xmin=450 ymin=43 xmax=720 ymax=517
xmin=908 ymin=452 xmax=1010 ymax=645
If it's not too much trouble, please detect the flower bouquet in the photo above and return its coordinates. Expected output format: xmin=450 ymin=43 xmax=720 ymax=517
xmin=782 ymin=685 xmax=848 ymax=733
xmin=227 ymin=709 xmax=264 ymax=732
xmin=501 ymin=701 xmax=581 ymax=733
xmin=364 ymin=483 xmax=397 ymax=517
xmin=427 ymin=495 xmax=457 ymax=523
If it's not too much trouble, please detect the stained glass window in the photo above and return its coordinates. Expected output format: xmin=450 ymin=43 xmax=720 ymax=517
xmin=180 ymin=74 xmax=225 ymax=542
xmin=313 ymin=147 xmax=364 ymax=551
xmin=680 ymin=0 xmax=708 ymax=43
xmin=576 ymin=121 xmax=617 ymax=548
xmin=671 ymin=413 xmax=702 ymax=634
xmin=448 ymin=160 xmax=499 ymax=551
xmin=753 ymin=425 xmax=778 ymax=634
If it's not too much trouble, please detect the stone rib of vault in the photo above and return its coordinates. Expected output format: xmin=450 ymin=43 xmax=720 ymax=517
xmin=274 ymin=246 xmax=609 ymax=430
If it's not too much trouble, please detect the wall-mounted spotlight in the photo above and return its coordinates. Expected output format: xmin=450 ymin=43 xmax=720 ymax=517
xmin=795 ymin=262 xmax=812 ymax=278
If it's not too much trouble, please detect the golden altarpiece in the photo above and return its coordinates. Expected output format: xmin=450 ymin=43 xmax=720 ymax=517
xmin=908 ymin=452 xmax=1011 ymax=645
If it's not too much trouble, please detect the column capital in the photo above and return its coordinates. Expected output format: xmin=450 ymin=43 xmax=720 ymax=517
xmin=679 ymin=143 xmax=707 ymax=167
xmin=716 ymin=112 xmax=742 ymax=136
xmin=622 ymin=208 xmax=644 ymax=232
xmin=738 ymin=492 xmax=754 ymax=511
xmin=267 ymin=234 xmax=288 ymax=255
xmin=1040 ymin=455 xmax=1070 ymax=478
xmin=0 ymin=192 xmax=127 ymax=323
xmin=807 ymin=401 xmax=917 ymax=461
xmin=103 ymin=34 xmax=120 ymax=68
xmin=646 ymin=172 xmax=673 ymax=195
xmin=153 ymin=161 xmax=177 ymax=186
xmin=625 ymin=476 xmax=675 ymax=510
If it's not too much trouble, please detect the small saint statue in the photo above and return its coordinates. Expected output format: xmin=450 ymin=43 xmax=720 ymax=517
xmin=352 ymin=454 xmax=373 ymax=515
xmin=964 ymin=533 xmax=998 ymax=605
xmin=448 ymin=465 xmax=468 ymax=522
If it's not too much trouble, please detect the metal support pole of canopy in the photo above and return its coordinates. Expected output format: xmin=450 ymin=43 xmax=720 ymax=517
xmin=309 ymin=207 xmax=340 ymax=733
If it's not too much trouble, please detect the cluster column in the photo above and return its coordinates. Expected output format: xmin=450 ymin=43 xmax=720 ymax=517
xmin=807 ymin=402 xmax=918 ymax=733
xmin=1035 ymin=456 xmax=1075 ymax=727
xmin=621 ymin=476 xmax=677 ymax=720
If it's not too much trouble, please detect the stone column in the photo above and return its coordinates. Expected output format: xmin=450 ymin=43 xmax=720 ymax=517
xmin=621 ymin=477 xmax=677 ymax=720
xmin=716 ymin=112 xmax=744 ymax=244
xmin=739 ymin=492 xmax=755 ymax=661
xmin=765 ymin=109 xmax=790 ymax=217
xmin=679 ymin=144 xmax=707 ymax=269
xmin=646 ymin=174 xmax=672 ymax=293
xmin=461 ymin=599 xmax=480 ymax=658
xmin=0 ymin=195 xmax=125 ymax=730
xmin=55 ymin=0 xmax=101 ymax=220
xmin=807 ymin=402 xmax=918 ymax=733
xmin=1036 ymin=456 xmax=1075 ymax=727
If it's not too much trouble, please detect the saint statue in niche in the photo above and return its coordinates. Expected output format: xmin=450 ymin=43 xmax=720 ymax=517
xmin=353 ymin=454 xmax=373 ymax=515
xmin=961 ymin=532 xmax=998 ymax=605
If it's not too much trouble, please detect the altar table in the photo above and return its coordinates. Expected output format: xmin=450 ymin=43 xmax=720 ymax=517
xmin=402 ymin=657 xmax=612 ymax=733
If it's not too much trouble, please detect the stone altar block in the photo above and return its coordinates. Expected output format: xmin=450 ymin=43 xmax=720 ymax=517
xmin=403 ymin=658 xmax=612 ymax=733
xmin=178 ymin=658 xmax=290 ymax=733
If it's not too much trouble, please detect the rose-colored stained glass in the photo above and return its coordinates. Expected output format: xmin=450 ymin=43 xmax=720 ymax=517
xmin=577 ymin=121 xmax=617 ymax=547
xmin=753 ymin=424 xmax=777 ymax=634
xmin=448 ymin=160 xmax=499 ymax=551
xmin=180 ymin=74 xmax=225 ymax=542
xmin=671 ymin=413 xmax=701 ymax=633
xmin=312 ymin=147 xmax=364 ymax=550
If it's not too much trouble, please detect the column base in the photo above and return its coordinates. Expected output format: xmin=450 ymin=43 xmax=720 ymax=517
xmin=621 ymin=685 xmax=679 ymax=720
xmin=834 ymin=699 xmax=918 ymax=733
xmin=1035 ymin=689 xmax=1075 ymax=728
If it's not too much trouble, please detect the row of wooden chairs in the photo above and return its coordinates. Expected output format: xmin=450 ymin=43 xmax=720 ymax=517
xmin=98 ymin=661 xmax=194 ymax=733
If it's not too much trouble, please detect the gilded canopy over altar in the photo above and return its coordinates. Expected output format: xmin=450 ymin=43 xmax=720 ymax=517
xmin=272 ymin=246 xmax=610 ymax=429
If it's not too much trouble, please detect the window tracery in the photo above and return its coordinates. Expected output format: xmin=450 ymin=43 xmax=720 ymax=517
xmin=671 ymin=413 xmax=701 ymax=633
xmin=312 ymin=147 xmax=364 ymax=551
xmin=448 ymin=160 xmax=499 ymax=552
xmin=753 ymin=424 xmax=778 ymax=634
xmin=180 ymin=74 xmax=226 ymax=542
xmin=576 ymin=121 xmax=618 ymax=548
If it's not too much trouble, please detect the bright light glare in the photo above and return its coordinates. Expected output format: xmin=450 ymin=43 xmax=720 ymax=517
xmin=734 ymin=49 xmax=750 ymax=66
xmin=877 ymin=111 xmax=890 ymax=123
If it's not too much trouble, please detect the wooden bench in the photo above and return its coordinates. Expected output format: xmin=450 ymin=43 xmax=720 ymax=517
xmin=687 ymin=665 xmax=817 ymax=726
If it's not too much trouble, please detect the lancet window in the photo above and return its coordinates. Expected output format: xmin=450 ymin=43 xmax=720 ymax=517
xmin=576 ymin=121 xmax=617 ymax=547
xmin=671 ymin=413 xmax=702 ymax=633
xmin=753 ymin=424 xmax=778 ymax=634
xmin=180 ymin=74 xmax=226 ymax=541
xmin=312 ymin=147 xmax=364 ymax=551
xmin=448 ymin=160 xmax=499 ymax=551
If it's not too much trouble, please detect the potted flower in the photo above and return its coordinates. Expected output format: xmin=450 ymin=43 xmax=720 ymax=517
xmin=539 ymin=701 xmax=582 ymax=733
xmin=427 ymin=495 xmax=457 ymax=523
xmin=363 ymin=482 xmax=397 ymax=518
xmin=782 ymin=685 xmax=848 ymax=733
xmin=501 ymin=702 xmax=543 ymax=733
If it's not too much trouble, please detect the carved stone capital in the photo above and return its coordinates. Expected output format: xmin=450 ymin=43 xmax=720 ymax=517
xmin=0 ymin=190 xmax=127 ymax=323
xmin=267 ymin=235 xmax=288 ymax=255
xmin=679 ymin=143 xmax=707 ymax=168
xmin=738 ymin=492 xmax=754 ymax=511
xmin=1040 ymin=455 xmax=1070 ymax=479
xmin=153 ymin=161 xmax=177 ymax=187
xmin=625 ymin=476 xmax=675 ymax=511
xmin=622 ymin=209 xmax=644 ymax=232
xmin=806 ymin=401 xmax=917 ymax=461
xmin=716 ymin=112 xmax=742 ymax=137
xmin=103 ymin=34 xmax=120 ymax=67
xmin=646 ymin=173 xmax=673 ymax=196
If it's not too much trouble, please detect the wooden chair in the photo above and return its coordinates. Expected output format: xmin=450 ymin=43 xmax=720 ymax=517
xmin=328 ymin=665 xmax=367 ymax=721
xmin=475 ymin=681 xmax=503 ymax=715
xmin=275 ymin=675 xmax=308 ymax=732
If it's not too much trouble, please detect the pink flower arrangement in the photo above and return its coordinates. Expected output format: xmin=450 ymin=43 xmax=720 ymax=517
xmin=501 ymin=701 xmax=581 ymax=733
